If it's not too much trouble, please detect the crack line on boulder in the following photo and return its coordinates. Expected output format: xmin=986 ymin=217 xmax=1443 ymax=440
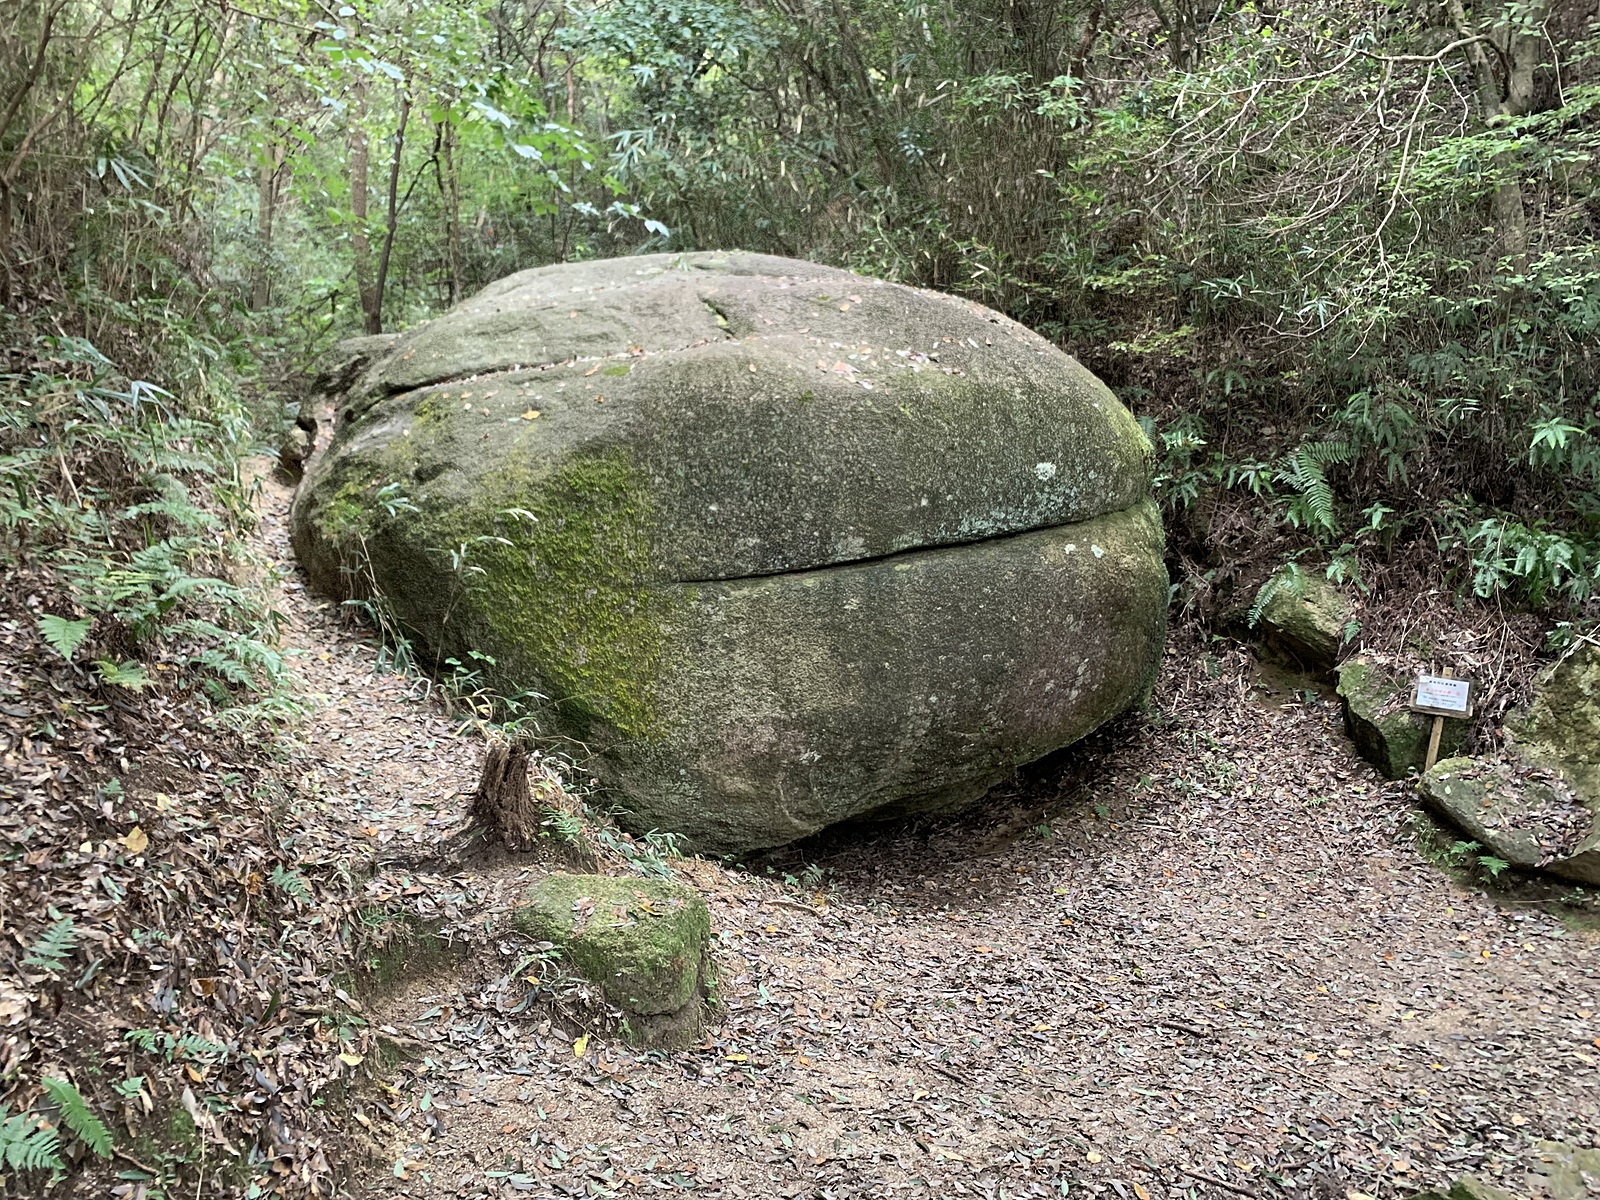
xmin=668 ymin=501 xmax=1148 ymax=586
xmin=362 ymin=329 xmax=745 ymax=402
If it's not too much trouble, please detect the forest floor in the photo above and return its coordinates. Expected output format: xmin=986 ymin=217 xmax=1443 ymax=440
xmin=252 ymin=473 xmax=1600 ymax=1200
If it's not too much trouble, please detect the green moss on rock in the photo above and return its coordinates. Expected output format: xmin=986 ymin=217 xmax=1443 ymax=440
xmin=1508 ymin=643 xmax=1600 ymax=806
xmin=1404 ymin=1177 xmax=1527 ymax=1200
xmin=411 ymin=390 xmax=457 ymax=427
xmin=1420 ymin=757 xmax=1600 ymax=885
xmin=513 ymin=873 xmax=710 ymax=1046
xmin=461 ymin=451 xmax=669 ymax=738
xmin=1255 ymin=567 xmax=1350 ymax=674
xmin=1337 ymin=658 xmax=1464 ymax=779
xmin=321 ymin=478 xmax=372 ymax=542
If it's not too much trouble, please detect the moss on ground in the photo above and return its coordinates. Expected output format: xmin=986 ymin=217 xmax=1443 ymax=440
xmin=348 ymin=911 xmax=458 ymax=996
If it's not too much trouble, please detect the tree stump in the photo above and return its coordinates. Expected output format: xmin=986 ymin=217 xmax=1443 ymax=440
xmin=472 ymin=737 xmax=541 ymax=850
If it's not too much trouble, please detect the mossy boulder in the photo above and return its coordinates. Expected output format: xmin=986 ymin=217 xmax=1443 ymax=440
xmin=1405 ymin=1177 xmax=1526 ymax=1200
xmin=1337 ymin=658 xmax=1465 ymax=779
xmin=1458 ymin=643 xmax=1600 ymax=883
xmin=1507 ymin=644 xmax=1600 ymax=805
xmin=1252 ymin=567 xmax=1350 ymax=674
xmin=1527 ymin=1140 xmax=1600 ymax=1200
xmin=291 ymin=252 xmax=1168 ymax=851
xmin=513 ymin=873 xmax=710 ymax=1047
xmin=1420 ymin=757 xmax=1600 ymax=885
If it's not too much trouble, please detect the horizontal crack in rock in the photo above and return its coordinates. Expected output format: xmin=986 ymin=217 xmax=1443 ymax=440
xmin=669 ymin=502 xmax=1141 ymax=586
xmin=365 ymin=330 xmax=745 ymax=401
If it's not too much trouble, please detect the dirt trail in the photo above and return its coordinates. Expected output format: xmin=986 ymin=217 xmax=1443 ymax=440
xmin=256 ymin=474 xmax=1600 ymax=1200
xmin=255 ymin=473 xmax=480 ymax=858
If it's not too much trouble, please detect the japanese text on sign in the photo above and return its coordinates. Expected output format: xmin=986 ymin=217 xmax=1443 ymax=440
xmin=1413 ymin=674 xmax=1472 ymax=716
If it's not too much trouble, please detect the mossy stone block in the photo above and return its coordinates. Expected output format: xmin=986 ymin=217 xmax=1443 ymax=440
xmin=1256 ymin=569 xmax=1349 ymax=674
xmin=1508 ymin=644 xmax=1600 ymax=807
xmin=1406 ymin=1177 xmax=1527 ymax=1200
xmin=1337 ymin=659 xmax=1465 ymax=779
xmin=1527 ymin=1140 xmax=1600 ymax=1200
xmin=1420 ymin=758 xmax=1600 ymax=885
xmin=514 ymin=874 xmax=710 ymax=1041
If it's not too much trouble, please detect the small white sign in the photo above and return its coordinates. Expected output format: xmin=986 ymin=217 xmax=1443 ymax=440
xmin=1414 ymin=675 xmax=1472 ymax=716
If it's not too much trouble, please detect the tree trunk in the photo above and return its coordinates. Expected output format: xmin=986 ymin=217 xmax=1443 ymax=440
xmin=370 ymin=85 xmax=411 ymax=335
xmin=1150 ymin=0 xmax=1198 ymax=69
xmin=1445 ymin=0 xmax=1548 ymax=272
xmin=435 ymin=119 xmax=462 ymax=304
xmin=473 ymin=738 xmax=541 ymax=850
xmin=251 ymin=145 xmax=284 ymax=310
xmin=0 ymin=0 xmax=67 ymax=304
xmin=349 ymin=79 xmax=377 ymax=333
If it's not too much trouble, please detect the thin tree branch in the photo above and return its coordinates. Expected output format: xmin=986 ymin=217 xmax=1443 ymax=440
xmin=0 ymin=0 xmax=69 ymax=149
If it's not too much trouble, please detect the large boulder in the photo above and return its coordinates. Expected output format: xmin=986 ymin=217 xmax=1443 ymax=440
xmin=291 ymin=252 xmax=1167 ymax=852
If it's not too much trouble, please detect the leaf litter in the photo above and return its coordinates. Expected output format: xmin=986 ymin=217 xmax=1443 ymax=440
xmin=355 ymin=653 xmax=1600 ymax=1198
xmin=5 ymin=469 xmax=1597 ymax=1199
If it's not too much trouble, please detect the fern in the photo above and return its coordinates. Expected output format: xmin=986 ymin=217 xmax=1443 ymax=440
xmin=37 ymin=615 xmax=92 ymax=659
xmin=1477 ymin=855 xmax=1510 ymax=879
xmin=0 ymin=1107 xmax=62 ymax=1173
xmin=21 ymin=917 xmax=77 ymax=974
xmin=124 ymin=1028 xmax=163 ymax=1053
xmin=93 ymin=659 xmax=152 ymax=689
xmin=1276 ymin=441 xmax=1351 ymax=536
xmin=111 ymin=1076 xmax=145 ymax=1101
xmin=541 ymin=806 xmax=585 ymax=843
xmin=271 ymin=864 xmax=311 ymax=903
xmin=1247 ymin=563 xmax=1307 ymax=629
xmin=40 ymin=1078 xmax=112 ymax=1158
xmin=174 ymin=1032 xmax=229 ymax=1063
xmin=125 ymin=1027 xmax=228 ymax=1064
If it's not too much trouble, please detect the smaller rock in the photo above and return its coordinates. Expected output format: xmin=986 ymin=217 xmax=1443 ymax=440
xmin=514 ymin=873 xmax=710 ymax=1047
xmin=1407 ymin=1178 xmax=1526 ymax=1200
xmin=1508 ymin=643 xmax=1600 ymax=804
xmin=1527 ymin=1140 xmax=1600 ymax=1200
xmin=1252 ymin=567 xmax=1350 ymax=675
xmin=1337 ymin=658 xmax=1465 ymax=779
xmin=1420 ymin=757 xmax=1600 ymax=884
xmin=277 ymin=411 xmax=316 ymax=482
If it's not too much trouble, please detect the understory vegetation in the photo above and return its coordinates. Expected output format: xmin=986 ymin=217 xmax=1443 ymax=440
xmin=1 ymin=0 xmax=1598 ymax=1195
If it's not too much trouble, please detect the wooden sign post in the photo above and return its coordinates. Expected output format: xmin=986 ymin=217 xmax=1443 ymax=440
xmin=1411 ymin=667 xmax=1475 ymax=772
